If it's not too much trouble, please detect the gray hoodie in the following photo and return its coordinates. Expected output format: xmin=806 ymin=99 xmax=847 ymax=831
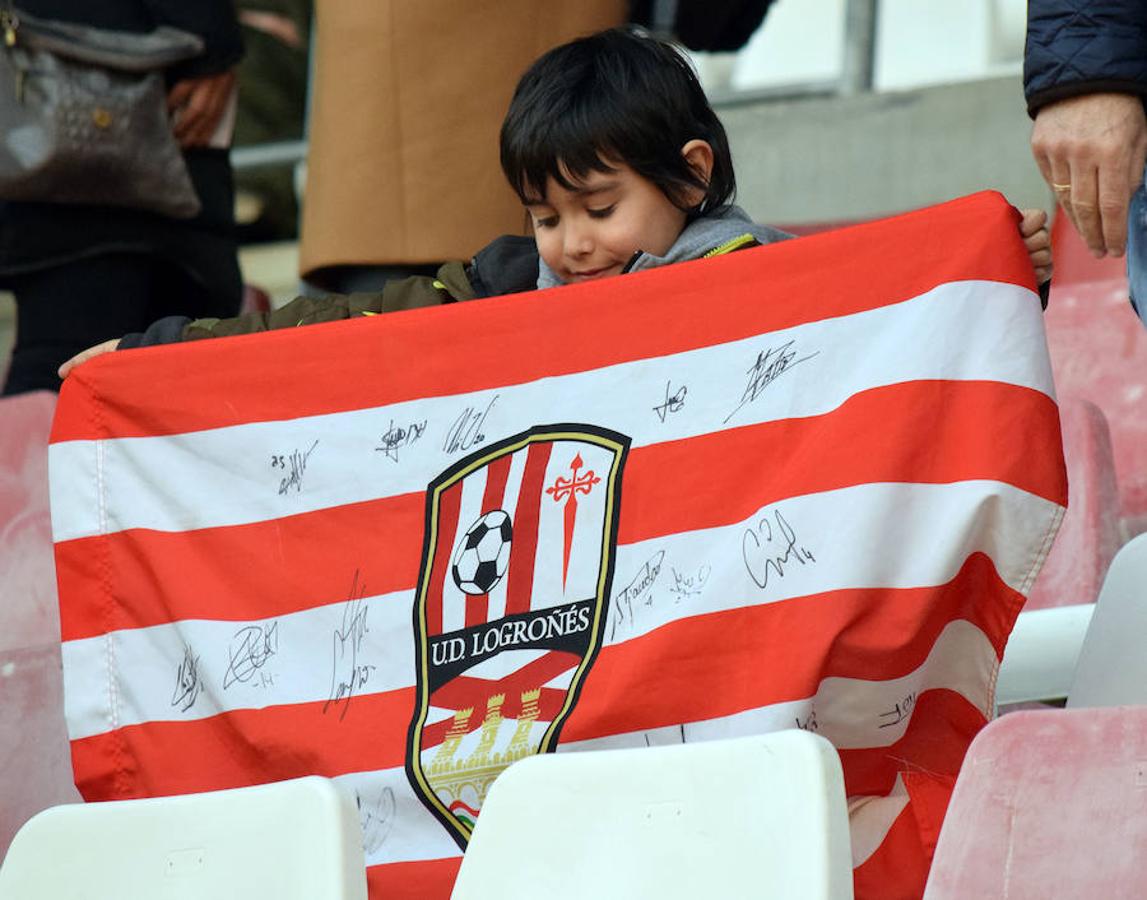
xmin=536 ymin=204 xmax=792 ymax=290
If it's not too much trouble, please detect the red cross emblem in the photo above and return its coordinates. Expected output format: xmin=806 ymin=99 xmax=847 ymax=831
xmin=545 ymin=453 xmax=601 ymax=587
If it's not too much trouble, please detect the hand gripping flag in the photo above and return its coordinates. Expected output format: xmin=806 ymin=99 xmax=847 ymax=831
xmin=49 ymin=192 xmax=1066 ymax=899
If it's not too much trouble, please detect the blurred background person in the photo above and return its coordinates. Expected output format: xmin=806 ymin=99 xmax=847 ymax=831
xmin=0 ymin=0 xmax=244 ymax=395
xmin=232 ymin=0 xmax=311 ymax=244
xmin=297 ymin=1 xmax=626 ymax=295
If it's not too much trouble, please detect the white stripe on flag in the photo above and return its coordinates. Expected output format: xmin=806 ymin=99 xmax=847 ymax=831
xmin=48 ymin=281 xmax=1049 ymax=542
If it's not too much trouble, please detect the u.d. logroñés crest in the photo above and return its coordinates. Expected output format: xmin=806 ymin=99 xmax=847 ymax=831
xmin=406 ymin=424 xmax=629 ymax=848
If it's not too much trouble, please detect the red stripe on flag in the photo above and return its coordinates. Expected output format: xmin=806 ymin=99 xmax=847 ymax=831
xmin=852 ymin=801 xmax=932 ymax=900
xmin=56 ymin=493 xmax=425 ymax=641
xmin=504 ymin=442 xmax=552 ymax=617
xmin=563 ymin=552 xmax=1021 ymax=741
xmin=55 ymin=381 xmax=1059 ymax=642
xmin=428 ymin=650 xmax=579 ymax=715
xmin=50 ymin=193 xmax=1035 ymax=443
xmin=616 ymin=380 xmax=1065 ymax=545
xmin=366 ymin=859 xmax=462 ymax=900
xmin=427 ymin=482 xmax=462 ymax=638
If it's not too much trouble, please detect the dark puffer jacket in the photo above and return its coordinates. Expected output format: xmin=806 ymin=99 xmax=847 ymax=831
xmin=1024 ymin=0 xmax=1147 ymax=117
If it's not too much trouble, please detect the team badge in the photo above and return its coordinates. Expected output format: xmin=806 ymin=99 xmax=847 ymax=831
xmin=406 ymin=424 xmax=629 ymax=848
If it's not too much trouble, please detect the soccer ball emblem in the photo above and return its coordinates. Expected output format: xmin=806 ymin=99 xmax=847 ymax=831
xmin=452 ymin=510 xmax=513 ymax=595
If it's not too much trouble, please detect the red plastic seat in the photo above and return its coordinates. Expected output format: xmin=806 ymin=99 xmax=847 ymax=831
xmin=1043 ymin=215 xmax=1147 ymax=537
xmin=0 ymin=390 xmax=80 ymax=860
xmin=924 ymin=706 xmax=1147 ymax=898
xmin=1025 ymin=396 xmax=1122 ymax=610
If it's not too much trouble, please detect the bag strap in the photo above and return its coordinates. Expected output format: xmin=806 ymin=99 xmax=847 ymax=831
xmin=2 ymin=6 xmax=204 ymax=73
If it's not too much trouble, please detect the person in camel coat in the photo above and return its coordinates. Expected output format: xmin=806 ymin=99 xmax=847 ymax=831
xmin=299 ymin=0 xmax=625 ymax=292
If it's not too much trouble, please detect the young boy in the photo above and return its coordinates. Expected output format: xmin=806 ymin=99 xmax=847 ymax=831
xmin=59 ymin=28 xmax=1052 ymax=375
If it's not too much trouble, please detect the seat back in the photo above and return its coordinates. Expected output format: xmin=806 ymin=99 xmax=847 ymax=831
xmin=1025 ymin=396 xmax=1121 ymax=611
xmin=0 ymin=777 xmax=368 ymax=900
xmin=1043 ymin=213 xmax=1147 ymax=536
xmin=0 ymin=390 xmax=80 ymax=860
xmin=924 ymin=707 xmax=1147 ymax=898
xmin=1067 ymin=532 xmax=1147 ymax=708
xmin=450 ymin=731 xmax=853 ymax=900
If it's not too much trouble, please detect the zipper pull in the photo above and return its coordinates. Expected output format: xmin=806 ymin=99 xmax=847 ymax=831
xmin=621 ymin=250 xmax=643 ymax=274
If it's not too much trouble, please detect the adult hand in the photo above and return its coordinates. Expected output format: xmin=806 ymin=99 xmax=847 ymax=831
xmin=168 ymin=69 xmax=237 ymax=148
xmin=58 ymin=339 xmax=120 ymax=381
xmin=1031 ymin=93 xmax=1147 ymax=259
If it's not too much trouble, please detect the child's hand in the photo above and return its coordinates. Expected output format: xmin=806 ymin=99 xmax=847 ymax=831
xmin=1019 ymin=208 xmax=1052 ymax=285
xmin=58 ymin=339 xmax=120 ymax=381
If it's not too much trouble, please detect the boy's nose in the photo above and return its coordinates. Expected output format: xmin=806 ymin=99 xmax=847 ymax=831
xmin=564 ymin=222 xmax=593 ymax=258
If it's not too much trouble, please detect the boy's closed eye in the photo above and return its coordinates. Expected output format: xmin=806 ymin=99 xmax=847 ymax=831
xmin=587 ymin=204 xmax=616 ymax=219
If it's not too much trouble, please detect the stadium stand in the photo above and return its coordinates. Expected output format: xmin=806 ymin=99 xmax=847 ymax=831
xmin=451 ymin=732 xmax=853 ymax=900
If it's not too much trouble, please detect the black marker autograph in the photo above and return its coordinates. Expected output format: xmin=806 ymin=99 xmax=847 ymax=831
xmin=725 ymin=340 xmax=819 ymax=423
xmin=742 ymin=508 xmax=816 ymax=591
xmin=444 ymin=395 xmax=498 ymax=455
xmin=223 ymin=622 xmax=279 ymax=689
xmin=171 ymin=644 xmax=202 ymax=712
xmin=358 ymin=786 xmax=398 ymax=855
xmin=653 ymin=380 xmax=687 ymax=422
xmin=610 ymin=550 xmax=666 ymax=640
xmin=324 ymin=569 xmax=377 ymax=721
xmin=878 ymin=692 xmax=917 ymax=728
xmin=275 ymin=439 xmax=319 ymax=495
xmin=667 ymin=564 xmax=710 ymax=602
xmin=375 ymin=419 xmax=427 ymax=463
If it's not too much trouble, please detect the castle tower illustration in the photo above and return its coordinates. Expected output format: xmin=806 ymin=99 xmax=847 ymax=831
xmin=425 ymin=688 xmax=544 ymax=814
xmin=429 ymin=707 xmax=473 ymax=771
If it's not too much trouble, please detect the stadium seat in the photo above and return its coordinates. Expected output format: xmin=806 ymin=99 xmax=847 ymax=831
xmin=0 ymin=777 xmax=368 ymax=899
xmin=1026 ymin=396 xmax=1122 ymax=610
xmin=1066 ymin=532 xmax=1147 ymax=708
xmin=1043 ymin=213 xmax=1147 ymax=538
xmin=923 ymin=706 xmax=1147 ymax=898
xmin=450 ymin=731 xmax=854 ymax=900
xmin=0 ymin=390 xmax=80 ymax=860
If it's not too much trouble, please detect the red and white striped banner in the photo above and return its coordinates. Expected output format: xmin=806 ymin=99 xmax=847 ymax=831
xmin=50 ymin=192 xmax=1065 ymax=899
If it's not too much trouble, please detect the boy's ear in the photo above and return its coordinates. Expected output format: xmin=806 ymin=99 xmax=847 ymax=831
xmin=681 ymin=139 xmax=715 ymax=192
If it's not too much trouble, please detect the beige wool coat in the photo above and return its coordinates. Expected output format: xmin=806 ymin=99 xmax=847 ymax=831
xmin=299 ymin=0 xmax=626 ymax=281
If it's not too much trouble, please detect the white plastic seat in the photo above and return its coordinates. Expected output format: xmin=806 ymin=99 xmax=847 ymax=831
xmin=450 ymin=731 xmax=853 ymax=900
xmin=0 ymin=776 xmax=367 ymax=900
xmin=1067 ymin=532 xmax=1147 ymax=708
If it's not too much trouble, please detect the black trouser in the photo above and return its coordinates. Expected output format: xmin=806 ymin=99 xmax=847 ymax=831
xmin=2 ymin=253 xmax=238 ymax=395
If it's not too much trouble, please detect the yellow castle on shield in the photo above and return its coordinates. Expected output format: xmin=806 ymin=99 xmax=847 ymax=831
xmin=427 ymin=688 xmax=543 ymax=809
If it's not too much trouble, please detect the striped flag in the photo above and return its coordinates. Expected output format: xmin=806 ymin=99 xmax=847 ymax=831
xmin=49 ymin=191 xmax=1065 ymax=899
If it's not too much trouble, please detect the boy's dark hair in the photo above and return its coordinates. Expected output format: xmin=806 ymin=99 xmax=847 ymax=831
xmin=500 ymin=28 xmax=735 ymax=218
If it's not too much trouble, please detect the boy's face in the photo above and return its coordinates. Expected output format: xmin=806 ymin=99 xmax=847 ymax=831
xmin=525 ymin=161 xmax=688 ymax=284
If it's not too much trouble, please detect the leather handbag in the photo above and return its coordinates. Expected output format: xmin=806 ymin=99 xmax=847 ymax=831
xmin=0 ymin=7 xmax=205 ymax=218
